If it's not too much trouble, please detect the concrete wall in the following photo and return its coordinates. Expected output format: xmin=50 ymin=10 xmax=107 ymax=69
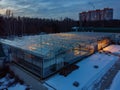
xmin=9 ymin=64 xmax=48 ymax=90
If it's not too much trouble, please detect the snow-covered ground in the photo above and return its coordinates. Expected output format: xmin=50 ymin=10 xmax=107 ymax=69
xmin=110 ymin=71 xmax=120 ymax=90
xmin=44 ymin=53 xmax=119 ymax=90
xmin=0 ymin=74 xmax=28 ymax=90
xmin=8 ymin=83 xmax=26 ymax=90
xmin=103 ymin=45 xmax=120 ymax=55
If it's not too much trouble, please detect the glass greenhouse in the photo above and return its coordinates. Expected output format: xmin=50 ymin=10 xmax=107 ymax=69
xmin=0 ymin=32 xmax=115 ymax=79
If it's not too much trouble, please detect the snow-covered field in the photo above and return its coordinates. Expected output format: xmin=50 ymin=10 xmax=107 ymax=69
xmin=44 ymin=53 xmax=119 ymax=90
xmin=103 ymin=45 xmax=120 ymax=55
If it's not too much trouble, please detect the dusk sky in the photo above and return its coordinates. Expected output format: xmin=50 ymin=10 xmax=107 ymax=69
xmin=0 ymin=0 xmax=120 ymax=20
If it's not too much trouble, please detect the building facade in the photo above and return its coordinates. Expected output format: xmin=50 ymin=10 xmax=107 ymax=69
xmin=79 ymin=8 xmax=113 ymax=22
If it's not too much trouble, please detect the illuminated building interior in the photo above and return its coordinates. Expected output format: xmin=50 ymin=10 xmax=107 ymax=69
xmin=0 ymin=32 xmax=115 ymax=79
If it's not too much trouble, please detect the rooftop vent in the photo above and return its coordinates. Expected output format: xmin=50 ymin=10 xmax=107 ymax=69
xmin=73 ymin=81 xmax=79 ymax=87
xmin=94 ymin=65 xmax=99 ymax=69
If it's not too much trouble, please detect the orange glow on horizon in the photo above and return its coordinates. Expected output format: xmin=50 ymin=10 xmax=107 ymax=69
xmin=0 ymin=8 xmax=6 ymax=15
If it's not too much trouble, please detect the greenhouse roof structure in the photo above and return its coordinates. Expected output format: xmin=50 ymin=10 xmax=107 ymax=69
xmin=0 ymin=32 xmax=115 ymax=59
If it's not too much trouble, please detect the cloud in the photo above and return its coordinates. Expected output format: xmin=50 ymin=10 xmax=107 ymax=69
xmin=0 ymin=0 xmax=120 ymax=20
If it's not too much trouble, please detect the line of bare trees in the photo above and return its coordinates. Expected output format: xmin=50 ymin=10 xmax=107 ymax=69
xmin=0 ymin=16 xmax=78 ymax=37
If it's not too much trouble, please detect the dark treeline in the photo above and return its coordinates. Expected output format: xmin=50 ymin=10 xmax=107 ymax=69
xmin=0 ymin=15 xmax=78 ymax=37
xmin=0 ymin=15 xmax=120 ymax=37
xmin=80 ymin=20 xmax=120 ymax=27
xmin=79 ymin=20 xmax=120 ymax=33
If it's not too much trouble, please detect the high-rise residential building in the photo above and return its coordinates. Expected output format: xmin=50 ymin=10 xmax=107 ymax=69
xmin=79 ymin=12 xmax=87 ymax=21
xmin=103 ymin=8 xmax=113 ymax=20
xmin=79 ymin=8 xmax=113 ymax=22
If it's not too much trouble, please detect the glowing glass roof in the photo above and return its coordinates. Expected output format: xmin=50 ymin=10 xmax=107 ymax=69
xmin=0 ymin=32 xmax=115 ymax=59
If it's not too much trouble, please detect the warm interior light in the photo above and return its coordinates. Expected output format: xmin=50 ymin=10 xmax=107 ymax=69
xmin=28 ymin=44 xmax=37 ymax=50
xmin=98 ymin=39 xmax=110 ymax=50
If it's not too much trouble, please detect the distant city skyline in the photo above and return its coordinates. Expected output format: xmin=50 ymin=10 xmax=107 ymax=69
xmin=0 ymin=0 xmax=120 ymax=20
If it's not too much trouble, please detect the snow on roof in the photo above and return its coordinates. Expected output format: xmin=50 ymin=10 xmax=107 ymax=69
xmin=0 ymin=32 xmax=114 ymax=58
xmin=110 ymin=71 xmax=120 ymax=90
xmin=103 ymin=45 xmax=120 ymax=55
xmin=44 ymin=53 xmax=119 ymax=90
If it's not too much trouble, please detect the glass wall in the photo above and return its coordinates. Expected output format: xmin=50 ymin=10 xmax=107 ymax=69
xmin=98 ymin=38 xmax=110 ymax=50
xmin=11 ymin=47 xmax=43 ymax=78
